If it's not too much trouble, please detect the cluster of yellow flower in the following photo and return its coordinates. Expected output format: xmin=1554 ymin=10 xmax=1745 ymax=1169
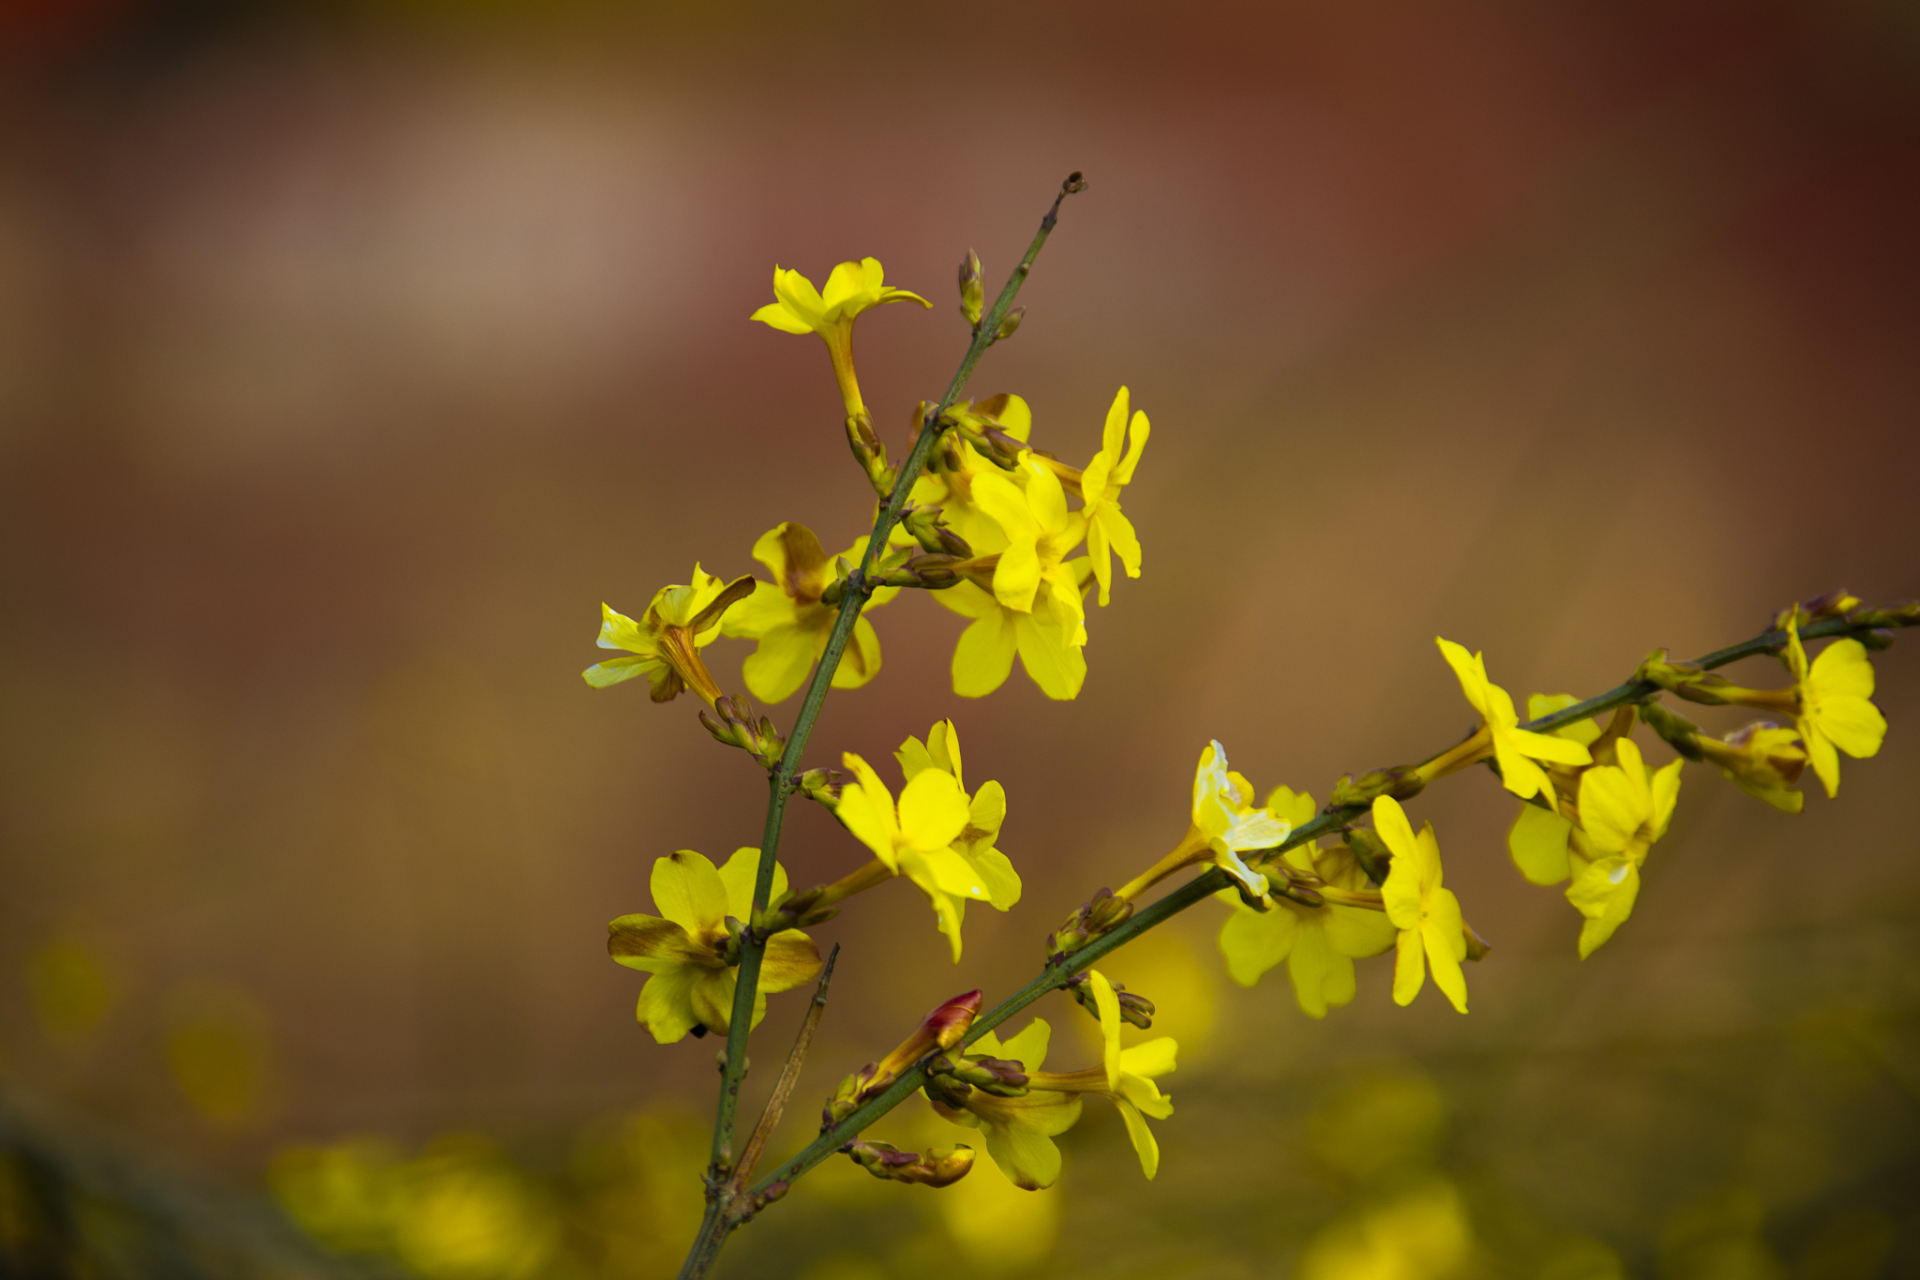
xmin=575 ymin=202 xmax=1910 ymax=1278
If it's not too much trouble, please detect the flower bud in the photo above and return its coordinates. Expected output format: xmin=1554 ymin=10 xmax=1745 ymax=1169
xmin=1847 ymin=599 xmax=1920 ymax=630
xmin=1638 ymin=649 xmax=1795 ymax=713
xmin=994 ymin=306 xmax=1025 ymax=341
xmin=928 ymin=1052 xmax=1030 ymax=1098
xmin=823 ymin=991 xmax=984 ymax=1128
xmin=846 ymin=1141 xmax=975 ymax=1187
xmin=700 ymin=694 xmax=785 ymax=767
xmin=796 ymin=768 xmax=842 ymax=810
xmin=1640 ymin=700 xmax=1707 ymax=762
xmin=1773 ymin=589 xmax=1862 ymax=631
xmin=1329 ymin=765 xmax=1426 ymax=808
xmin=958 ymin=249 xmax=985 ymax=328
xmin=902 ymin=505 xmax=974 ymax=559
xmin=1067 ymin=973 xmax=1154 ymax=1029
xmin=1047 ymin=887 xmax=1134 ymax=961
xmin=1345 ymin=829 xmax=1391 ymax=885
xmin=1463 ymin=921 xmax=1493 ymax=962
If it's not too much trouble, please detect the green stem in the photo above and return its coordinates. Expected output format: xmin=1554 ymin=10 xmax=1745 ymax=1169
xmin=742 ymin=612 xmax=1904 ymax=1201
xmin=683 ymin=174 xmax=1086 ymax=1280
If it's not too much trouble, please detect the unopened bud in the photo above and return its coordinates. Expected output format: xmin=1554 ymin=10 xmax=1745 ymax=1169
xmin=1329 ymin=765 xmax=1426 ymax=808
xmin=1047 ymin=888 xmax=1134 ymax=961
xmin=1463 ymin=921 xmax=1493 ymax=962
xmin=958 ymin=249 xmax=984 ymax=328
xmin=902 ymin=505 xmax=973 ymax=559
xmin=928 ymin=1052 xmax=1030 ymax=1098
xmin=1640 ymin=700 xmax=1706 ymax=762
xmin=994 ymin=306 xmax=1025 ymax=341
xmin=1066 ymin=973 xmax=1154 ymax=1029
xmin=824 ymin=991 xmax=984 ymax=1128
xmin=701 ymin=694 xmax=785 ymax=767
xmin=1637 ymin=649 xmax=1736 ymax=706
xmin=796 ymin=768 xmax=842 ymax=810
xmin=1346 ymin=829 xmax=1391 ymax=885
xmin=1847 ymin=599 xmax=1920 ymax=630
xmin=1774 ymin=589 xmax=1862 ymax=631
xmin=846 ymin=1140 xmax=975 ymax=1188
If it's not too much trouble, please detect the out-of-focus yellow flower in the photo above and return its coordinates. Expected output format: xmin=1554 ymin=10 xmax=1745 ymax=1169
xmin=608 ymin=848 xmax=822 ymax=1043
xmin=1436 ymin=639 xmax=1592 ymax=810
xmin=585 ymin=566 xmax=755 ymax=706
xmin=25 ymin=936 xmax=115 ymax=1041
xmin=837 ymin=750 xmax=1001 ymax=961
xmin=1784 ymin=620 xmax=1887 ymax=798
xmin=1217 ymin=788 xmax=1396 ymax=1017
xmin=1375 ymin=797 xmax=1468 ymax=1014
xmin=894 ymin=720 xmax=1020 ymax=914
xmin=1119 ymin=741 xmax=1291 ymax=906
xmin=1564 ymin=738 xmax=1682 ymax=957
xmin=1078 ymin=387 xmax=1148 ymax=607
xmin=750 ymin=258 xmax=929 ymax=417
xmin=167 ymin=985 xmax=276 ymax=1126
xmin=930 ymin=1018 xmax=1082 ymax=1190
xmin=1696 ymin=721 xmax=1808 ymax=814
xmin=718 ymin=523 xmax=896 ymax=703
xmin=1296 ymin=1177 xmax=1474 ymax=1280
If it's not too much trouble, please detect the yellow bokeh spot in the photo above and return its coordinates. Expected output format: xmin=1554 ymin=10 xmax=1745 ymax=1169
xmin=1296 ymin=1178 xmax=1473 ymax=1280
xmin=166 ymin=986 xmax=275 ymax=1127
xmin=938 ymin=1158 xmax=1061 ymax=1270
xmin=26 ymin=938 xmax=115 ymax=1042
xmin=1309 ymin=1075 xmax=1447 ymax=1183
xmin=1101 ymin=926 xmax=1217 ymax=1060
xmin=393 ymin=1137 xmax=560 ymax=1280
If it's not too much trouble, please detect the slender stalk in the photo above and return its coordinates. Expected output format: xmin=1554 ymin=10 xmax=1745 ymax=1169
xmin=680 ymin=174 xmax=1087 ymax=1280
xmin=730 ymin=945 xmax=839 ymax=1191
xmin=742 ymin=612 xmax=1901 ymax=1200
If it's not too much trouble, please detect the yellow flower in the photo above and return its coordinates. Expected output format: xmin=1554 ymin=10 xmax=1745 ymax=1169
xmin=1074 ymin=971 xmax=1178 ymax=1178
xmin=970 ymin=454 xmax=1089 ymax=622
xmin=1436 ymin=639 xmax=1592 ymax=810
xmin=1564 ymin=738 xmax=1682 ymax=957
xmin=938 ymin=566 xmax=1093 ymax=701
xmin=607 ymin=848 xmax=822 ymax=1044
xmin=930 ymin=1019 xmax=1082 ymax=1191
xmin=583 ymin=565 xmax=755 ymax=705
xmin=837 ymin=750 xmax=1004 ymax=961
xmin=1374 ymin=796 xmax=1468 ymax=1014
xmin=1078 ymin=387 xmax=1148 ymax=608
xmin=909 ymin=395 xmax=1034 ymax=555
xmin=1503 ymin=693 xmax=1612 ymax=886
xmin=1696 ymin=721 xmax=1808 ymax=814
xmin=750 ymin=257 xmax=929 ymax=417
xmin=1784 ymin=620 xmax=1887 ymax=798
xmin=1120 ymin=741 xmax=1291 ymax=908
xmin=717 ymin=523 xmax=897 ymax=703
xmin=1217 ymin=788 xmax=1396 ymax=1018
xmin=894 ymin=720 xmax=1021 ymax=914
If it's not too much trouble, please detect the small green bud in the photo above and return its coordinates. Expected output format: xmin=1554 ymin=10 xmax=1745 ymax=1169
xmin=1047 ymin=888 xmax=1133 ymax=961
xmin=1329 ymin=765 xmax=1425 ymax=808
xmin=928 ymin=1052 xmax=1029 ymax=1098
xmin=846 ymin=1140 xmax=975 ymax=1187
xmin=994 ymin=306 xmax=1025 ymax=341
xmin=958 ymin=249 xmax=984 ymax=328
xmin=1640 ymin=700 xmax=1707 ymax=762
xmin=1346 ymin=830 xmax=1391 ymax=885
xmin=1066 ymin=973 xmax=1154 ymax=1029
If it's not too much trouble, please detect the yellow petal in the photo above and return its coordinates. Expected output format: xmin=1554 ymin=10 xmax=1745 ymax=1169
xmin=716 ymin=846 xmax=787 ymax=923
xmin=898 ymin=769 xmax=970 ymax=851
xmin=1508 ymin=803 xmax=1573 ymax=886
xmin=1391 ymin=929 xmax=1426 ymax=1006
xmin=1218 ymin=905 xmax=1296 ymax=988
xmin=635 ymin=967 xmax=703 ymax=1044
xmin=1014 ymin=615 xmax=1086 ymax=700
xmin=652 ymin=851 xmax=729 ymax=934
xmin=1114 ymin=1097 xmax=1160 ymax=1180
xmin=952 ymin=608 xmax=1019 ymax=698
xmin=1435 ymin=638 xmax=1489 ymax=717
xmin=1089 ymin=970 xmax=1123 ymax=1093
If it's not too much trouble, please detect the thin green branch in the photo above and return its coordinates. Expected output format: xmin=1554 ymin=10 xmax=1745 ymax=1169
xmin=744 ymin=613 xmax=1901 ymax=1198
xmin=681 ymin=174 xmax=1087 ymax=1280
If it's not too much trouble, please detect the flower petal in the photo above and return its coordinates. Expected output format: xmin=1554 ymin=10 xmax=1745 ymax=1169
xmin=1218 ymin=903 xmax=1295 ymax=988
xmin=1508 ymin=803 xmax=1573 ymax=886
xmin=898 ymin=769 xmax=971 ymax=851
xmin=652 ymin=851 xmax=729 ymax=934
xmin=635 ymin=967 xmax=703 ymax=1044
xmin=759 ymin=932 xmax=824 ymax=992
xmin=716 ymin=846 xmax=787 ymax=923
xmin=952 ymin=605 xmax=1019 ymax=698
xmin=607 ymin=914 xmax=704 ymax=973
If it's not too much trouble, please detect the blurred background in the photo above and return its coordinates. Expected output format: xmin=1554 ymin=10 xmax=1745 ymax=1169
xmin=2 ymin=0 xmax=1919 ymax=1276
